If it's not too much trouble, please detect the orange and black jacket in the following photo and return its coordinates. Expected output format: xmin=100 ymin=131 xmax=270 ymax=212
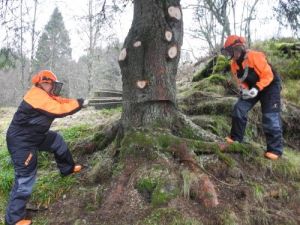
xmin=231 ymin=50 xmax=280 ymax=90
xmin=7 ymin=86 xmax=83 ymax=147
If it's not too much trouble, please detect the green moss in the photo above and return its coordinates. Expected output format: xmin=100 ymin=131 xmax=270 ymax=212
xmin=212 ymin=55 xmax=230 ymax=74
xmin=252 ymin=39 xmax=300 ymax=80
xmin=137 ymin=208 xmax=203 ymax=225
xmin=215 ymin=149 xmax=236 ymax=167
xmin=193 ymin=75 xmax=228 ymax=95
xmin=136 ymin=178 xmax=157 ymax=193
xmin=135 ymin=166 xmax=180 ymax=207
xmin=120 ymin=130 xmax=184 ymax=159
xmin=189 ymin=98 xmax=235 ymax=116
xmin=157 ymin=134 xmax=179 ymax=149
xmin=192 ymin=57 xmax=216 ymax=82
xmin=206 ymin=74 xmax=227 ymax=85
xmin=192 ymin=55 xmax=230 ymax=82
xmin=120 ymin=131 xmax=159 ymax=159
xmin=151 ymin=183 xmax=179 ymax=207
xmin=178 ymin=125 xmax=200 ymax=140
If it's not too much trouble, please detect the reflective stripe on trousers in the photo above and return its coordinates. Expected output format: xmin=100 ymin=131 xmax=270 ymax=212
xmin=5 ymin=174 xmax=36 ymax=225
xmin=230 ymin=80 xmax=283 ymax=155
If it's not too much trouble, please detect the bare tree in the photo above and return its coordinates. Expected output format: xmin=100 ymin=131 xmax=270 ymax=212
xmin=20 ymin=0 xmax=25 ymax=89
xmin=29 ymin=0 xmax=38 ymax=78
xmin=77 ymin=0 xmax=116 ymax=95
xmin=190 ymin=0 xmax=261 ymax=55
xmin=242 ymin=0 xmax=259 ymax=47
xmin=274 ymin=0 xmax=300 ymax=36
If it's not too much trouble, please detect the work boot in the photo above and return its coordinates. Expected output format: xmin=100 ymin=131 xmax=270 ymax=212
xmin=73 ymin=164 xmax=82 ymax=173
xmin=219 ymin=137 xmax=235 ymax=151
xmin=15 ymin=219 xmax=32 ymax=225
xmin=264 ymin=152 xmax=279 ymax=160
xmin=225 ymin=136 xmax=235 ymax=144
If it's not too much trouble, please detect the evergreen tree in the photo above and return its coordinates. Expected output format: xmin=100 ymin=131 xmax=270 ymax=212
xmin=34 ymin=7 xmax=72 ymax=95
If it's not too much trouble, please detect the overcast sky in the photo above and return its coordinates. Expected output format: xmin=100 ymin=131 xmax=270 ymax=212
xmin=0 ymin=0 xmax=294 ymax=61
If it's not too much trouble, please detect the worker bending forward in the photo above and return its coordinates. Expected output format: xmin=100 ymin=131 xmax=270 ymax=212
xmin=221 ymin=35 xmax=283 ymax=160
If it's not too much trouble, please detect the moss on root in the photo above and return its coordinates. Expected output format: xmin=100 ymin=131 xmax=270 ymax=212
xmin=192 ymin=55 xmax=230 ymax=82
xmin=135 ymin=165 xmax=180 ymax=207
xmin=120 ymin=130 xmax=184 ymax=159
xmin=182 ymin=97 xmax=236 ymax=116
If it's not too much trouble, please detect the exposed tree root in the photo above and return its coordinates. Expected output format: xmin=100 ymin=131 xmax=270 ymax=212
xmin=167 ymin=142 xmax=219 ymax=207
xmin=173 ymin=112 xmax=222 ymax=142
xmin=72 ymin=120 xmax=120 ymax=155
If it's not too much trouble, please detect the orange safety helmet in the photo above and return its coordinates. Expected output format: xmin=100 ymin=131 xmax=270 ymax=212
xmin=221 ymin=35 xmax=246 ymax=59
xmin=31 ymin=70 xmax=58 ymax=85
xmin=224 ymin=35 xmax=246 ymax=49
xmin=31 ymin=70 xmax=63 ymax=96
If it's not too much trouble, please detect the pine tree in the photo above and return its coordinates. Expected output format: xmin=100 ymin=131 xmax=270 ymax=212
xmin=34 ymin=7 xmax=72 ymax=95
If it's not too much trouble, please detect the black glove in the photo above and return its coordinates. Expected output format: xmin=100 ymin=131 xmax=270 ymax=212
xmin=77 ymin=98 xmax=84 ymax=107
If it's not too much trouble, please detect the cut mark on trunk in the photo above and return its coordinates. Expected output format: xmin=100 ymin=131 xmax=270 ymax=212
xmin=136 ymin=80 xmax=148 ymax=89
xmin=168 ymin=6 xmax=182 ymax=20
xmin=168 ymin=46 xmax=178 ymax=59
xmin=119 ymin=48 xmax=127 ymax=61
xmin=133 ymin=41 xmax=142 ymax=47
xmin=165 ymin=31 xmax=173 ymax=42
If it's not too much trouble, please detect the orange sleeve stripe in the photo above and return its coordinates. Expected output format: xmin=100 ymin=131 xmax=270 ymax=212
xmin=248 ymin=51 xmax=274 ymax=91
xmin=24 ymin=86 xmax=80 ymax=116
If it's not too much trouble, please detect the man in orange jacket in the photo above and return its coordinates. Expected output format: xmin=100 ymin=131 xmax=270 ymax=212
xmin=5 ymin=70 xmax=88 ymax=225
xmin=221 ymin=35 xmax=283 ymax=160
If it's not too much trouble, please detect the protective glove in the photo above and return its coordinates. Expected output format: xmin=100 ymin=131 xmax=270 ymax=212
xmin=82 ymin=99 xmax=89 ymax=108
xmin=248 ymin=87 xmax=258 ymax=98
xmin=241 ymin=87 xmax=258 ymax=100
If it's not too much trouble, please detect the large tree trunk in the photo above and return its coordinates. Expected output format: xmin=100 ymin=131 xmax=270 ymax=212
xmin=119 ymin=0 xmax=183 ymax=128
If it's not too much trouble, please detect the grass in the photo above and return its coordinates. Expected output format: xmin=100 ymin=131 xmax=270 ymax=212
xmin=60 ymin=124 xmax=93 ymax=143
xmin=250 ymin=182 xmax=265 ymax=203
xmin=137 ymin=208 xmax=203 ymax=225
xmin=282 ymin=79 xmax=300 ymax=106
xmin=0 ymin=149 xmax=14 ymax=196
xmin=97 ymin=107 xmax=122 ymax=117
xmin=254 ymin=148 xmax=300 ymax=180
xmin=30 ymin=171 xmax=76 ymax=208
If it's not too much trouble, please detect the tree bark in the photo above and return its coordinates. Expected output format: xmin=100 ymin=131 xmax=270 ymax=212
xmin=119 ymin=0 xmax=183 ymax=128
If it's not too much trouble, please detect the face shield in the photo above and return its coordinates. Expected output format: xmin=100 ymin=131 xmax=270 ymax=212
xmin=51 ymin=81 xmax=63 ymax=96
xmin=221 ymin=46 xmax=234 ymax=60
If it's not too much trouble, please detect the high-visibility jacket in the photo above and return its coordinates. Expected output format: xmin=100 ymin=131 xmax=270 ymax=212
xmin=231 ymin=50 xmax=277 ymax=91
xmin=7 ymin=86 xmax=83 ymax=148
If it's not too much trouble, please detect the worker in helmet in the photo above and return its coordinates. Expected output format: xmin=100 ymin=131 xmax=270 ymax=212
xmin=221 ymin=35 xmax=283 ymax=160
xmin=5 ymin=70 xmax=89 ymax=225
